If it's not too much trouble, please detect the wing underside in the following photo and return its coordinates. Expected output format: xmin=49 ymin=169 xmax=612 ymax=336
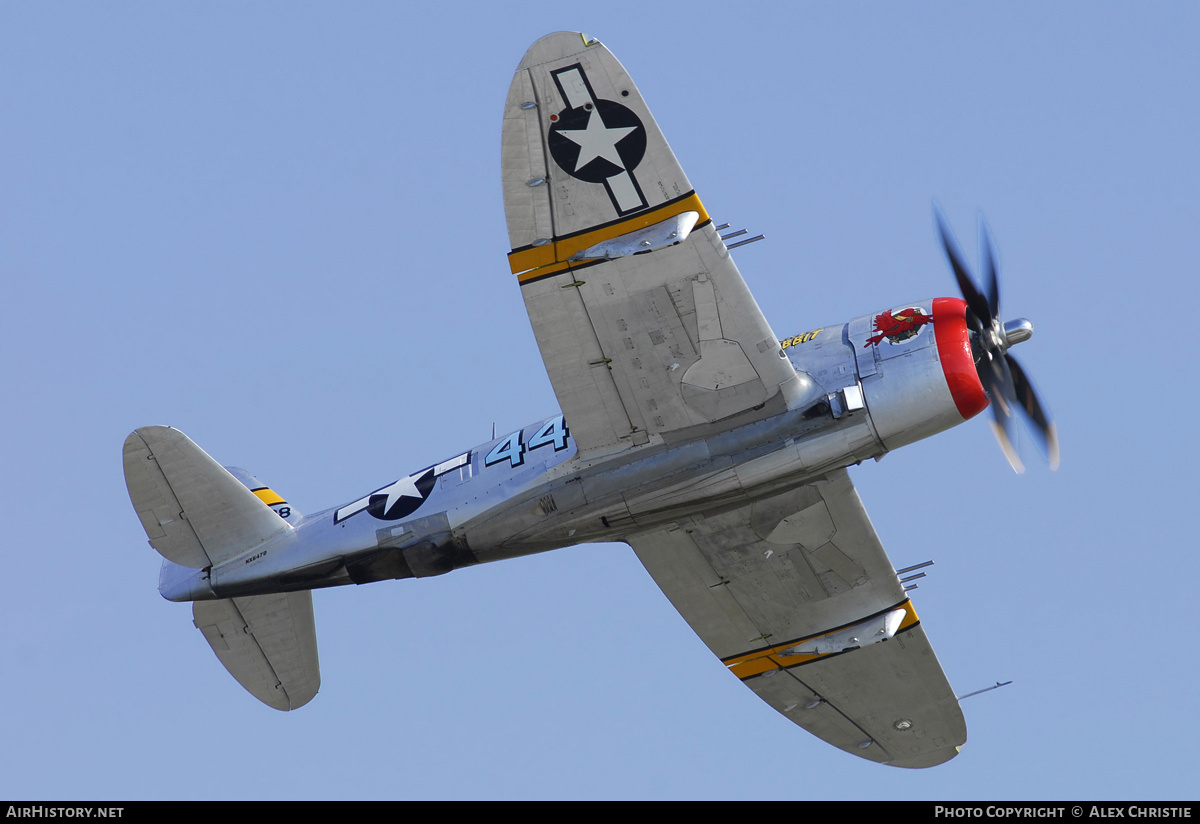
xmin=502 ymin=33 xmax=803 ymax=459
xmin=626 ymin=469 xmax=966 ymax=767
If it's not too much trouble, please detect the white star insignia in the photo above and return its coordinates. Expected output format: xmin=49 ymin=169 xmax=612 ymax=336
xmin=377 ymin=472 xmax=425 ymax=513
xmin=558 ymin=109 xmax=636 ymax=172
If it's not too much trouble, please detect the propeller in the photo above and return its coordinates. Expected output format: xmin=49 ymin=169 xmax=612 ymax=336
xmin=934 ymin=203 xmax=1059 ymax=472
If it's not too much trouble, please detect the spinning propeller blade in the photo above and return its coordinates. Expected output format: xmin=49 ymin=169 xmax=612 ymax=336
xmin=934 ymin=204 xmax=1059 ymax=472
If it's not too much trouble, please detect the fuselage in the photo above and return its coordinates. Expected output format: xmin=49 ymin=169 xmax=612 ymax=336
xmin=159 ymin=297 xmax=986 ymax=603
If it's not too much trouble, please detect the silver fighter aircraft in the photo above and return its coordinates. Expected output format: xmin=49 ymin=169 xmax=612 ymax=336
xmin=124 ymin=32 xmax=1057 ymax=768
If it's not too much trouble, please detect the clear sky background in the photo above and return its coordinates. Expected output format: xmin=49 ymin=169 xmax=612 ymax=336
xmin=3 ymin=1 xmax=1196 ymax=801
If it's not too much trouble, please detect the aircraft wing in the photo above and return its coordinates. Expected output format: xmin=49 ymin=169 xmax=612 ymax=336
xmin=625 ymin=469 xmax=966 ymax=767
xmin=503 ymin=33 xmax=803 ymax=459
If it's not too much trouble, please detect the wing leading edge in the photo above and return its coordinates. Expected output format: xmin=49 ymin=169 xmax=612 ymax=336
xmin=502 ymin=33 xmax=806 ymax=460
xmin=626 ymin=469 xmax=966 ymax=767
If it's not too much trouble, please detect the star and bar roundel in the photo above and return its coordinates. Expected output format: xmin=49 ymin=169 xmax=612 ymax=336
xmin=547 ymin=64 xmax=648 ymax=215
xmin=334 ymin=452 xmax=470 ymax=524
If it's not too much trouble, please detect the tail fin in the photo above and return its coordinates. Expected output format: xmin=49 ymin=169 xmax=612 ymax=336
xmin=124 ymin=427 xmax=320 ymax=711
xmin=225 ymin=466 xmax=302 ymax=525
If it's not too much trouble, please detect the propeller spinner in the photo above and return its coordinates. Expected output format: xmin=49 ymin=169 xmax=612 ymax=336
xmin=933 ymin=203 xmax=1059 ymax=472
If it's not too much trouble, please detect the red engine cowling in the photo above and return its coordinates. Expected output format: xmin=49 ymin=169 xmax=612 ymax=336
xmin=855 ymin=297 xmax=988 ymax=451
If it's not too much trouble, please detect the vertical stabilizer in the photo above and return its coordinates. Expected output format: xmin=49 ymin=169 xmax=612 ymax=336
xmin=225 ymin=466 xmax=302 ymax=525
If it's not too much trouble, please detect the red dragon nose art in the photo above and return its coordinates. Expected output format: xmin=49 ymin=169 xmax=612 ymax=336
xmin=864 ymin=307 xmax=933 ymax=347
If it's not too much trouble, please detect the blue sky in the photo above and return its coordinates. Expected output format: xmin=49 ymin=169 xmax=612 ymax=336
xmin=3 ymin=2 xmax=1196 ymax=800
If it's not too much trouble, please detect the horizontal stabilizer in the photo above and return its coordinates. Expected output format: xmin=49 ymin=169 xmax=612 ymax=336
xmin=123 ymin=426 xmax=290 ymax=568
xmin=193 ymin=592 xmax=320 ymax=711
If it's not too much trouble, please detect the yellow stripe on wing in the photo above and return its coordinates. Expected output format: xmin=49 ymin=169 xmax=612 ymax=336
xmin=509 ymin=191 xmax=710 ymax=281
xmin=723 ymin=600 xmax=921 ymax=680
